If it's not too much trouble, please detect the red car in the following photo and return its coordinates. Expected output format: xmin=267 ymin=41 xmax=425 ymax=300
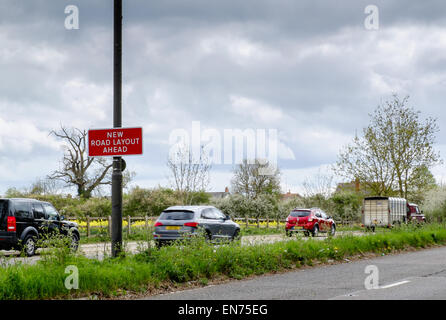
xmin=285 ymin=208 xmax=336 ymax=237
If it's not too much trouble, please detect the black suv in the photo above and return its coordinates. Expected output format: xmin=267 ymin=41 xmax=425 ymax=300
xmin=0 ymin=198 xmax=80 ymax=256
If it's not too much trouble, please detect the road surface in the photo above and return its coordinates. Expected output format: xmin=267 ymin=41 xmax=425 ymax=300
xmin=141 ymin=245 xmax=446 ymax=300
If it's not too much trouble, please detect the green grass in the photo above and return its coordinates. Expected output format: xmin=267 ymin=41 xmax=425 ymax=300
xmin=1 ymin=223 xmax=446 ymax=299
xmin=240 ymin=227 xmax=284 ymax=236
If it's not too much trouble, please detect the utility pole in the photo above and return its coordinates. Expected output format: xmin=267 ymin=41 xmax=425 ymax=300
xmin=111 ymin=0 xmax=123 ymax=257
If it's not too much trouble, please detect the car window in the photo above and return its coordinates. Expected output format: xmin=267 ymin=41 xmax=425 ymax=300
xmin=201 ymin=208 xmax=217 ymax=219
xmin=320 ymin=211 xmax=328 ymax=219
xmin=0 ymin=200 xmax=8 ymax=221
xmin=290 ymin=210 xmax=310 ymax=217
xmin=212 ymin=208 xmax=226 ymax=219
xmin=32 ymin=203 xmax=45 ymax=219
xmin=14 ymin=201 xmax=32 ymax=219
xmin=43 ymin=203 xmax=59 ymax=221
xmin=159 ymin=210 xmax=194 ymax=220
xmin=315 ymin=211 xmax=322 ymax=218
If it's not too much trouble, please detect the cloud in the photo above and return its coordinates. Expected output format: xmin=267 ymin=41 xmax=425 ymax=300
xmin=1 ymin=0 xmax=446 ymax=194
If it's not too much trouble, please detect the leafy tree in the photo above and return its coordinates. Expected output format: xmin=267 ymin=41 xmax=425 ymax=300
xmin=407 ymin=165 xmax=436 ymax=203
xmin=331 ymin=191 xmax=363 ymax=222
xmin=335 ymin=95 xmax=441 ymax=198
xmin=212 ymin=193 xmax=277 ymax=219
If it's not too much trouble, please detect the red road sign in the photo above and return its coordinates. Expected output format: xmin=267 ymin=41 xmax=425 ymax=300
xmin=88 ymin=127 xmax=143 ymax=157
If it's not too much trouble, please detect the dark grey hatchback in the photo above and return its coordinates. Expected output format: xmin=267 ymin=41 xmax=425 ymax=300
xmin=153 ymin=206 xmax=240 ymax=247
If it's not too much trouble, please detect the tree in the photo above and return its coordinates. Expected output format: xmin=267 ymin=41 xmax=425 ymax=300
xmin=167 ymin=143 xmax=212 ymax=205
xmin=231 ymin=159 xmax=281 ymax=199
xmin=27 ymin=177 xmax=62 ymax=195
xmin=212 ymin=193 xmax=277 ymax=219
xmin=48 ymin=126 xmax=134 ymax=199
xmin=302 ymin=168 xmax=335 ymax=199
xmin=408 ymin=165 xmax=436 ymax=203
xmin=331 ymin=191 xmax=363 ymax=222
xmin=335 ymin=95 xmax=442 ymax=198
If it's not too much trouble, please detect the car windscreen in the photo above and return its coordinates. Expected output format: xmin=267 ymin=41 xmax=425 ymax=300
xmin=159 ymin=210 xmax=194 ymax=220
xmin=290 ymin=210 xmax=310 ymax=217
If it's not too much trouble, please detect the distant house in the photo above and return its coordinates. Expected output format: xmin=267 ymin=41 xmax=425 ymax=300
xmin=207 ymin=187 xmax=231 ymax=200
xmin=281 ymin=190 xmax=302 ymax=200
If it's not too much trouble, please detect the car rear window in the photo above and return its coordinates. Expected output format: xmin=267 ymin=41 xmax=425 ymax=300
xmin=290 ymin=210 xmax=310 ymax=217
xmin=0 ymin=200 xmax=8 ymax=220
xmin=159 ymin=210 xmax=194 ymax=220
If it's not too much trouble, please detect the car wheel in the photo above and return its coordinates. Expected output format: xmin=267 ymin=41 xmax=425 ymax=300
xmin=23 ymin=235 xmax=37 ymax=257
xmin=330 ymin=224 xmax=336 ymax=236
xmin=70 ymin=233 xmax=79 ymax=252
xmin=232 ymin=229 xmax=241 ymax=241
xmin=312 ymin=225 xmax=319 ymax=237
xmin=286 ymin=230 xmax=292 ymax=237
xmin=205 ymin=230 xmax=212 ymax=242
xmin=304 ymin=231 xmax=310 ymax=237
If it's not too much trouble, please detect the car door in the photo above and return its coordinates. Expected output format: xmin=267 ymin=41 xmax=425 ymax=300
xmin=212 ymin=208 xmax=233 ymax=238
xmin=314 ymin=210 xmax=324 ymax=231
xmin=32 ymin=202 xmax=47 ymax=236
xmin=200 ymin=208 xmax=221 ymax=239
xmin=319 ymin=210 xmax=329 ymax=231
xmin=42 ymin=203 xmax=62 ymax=236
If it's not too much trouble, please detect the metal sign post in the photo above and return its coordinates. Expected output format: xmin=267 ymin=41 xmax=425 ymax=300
xmin=112 ymin=0 xmax=123 ymax=258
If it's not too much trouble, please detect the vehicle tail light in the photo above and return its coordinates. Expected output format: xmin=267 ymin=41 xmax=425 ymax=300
xmin=154 ymin=222 xmax=163 ymax=227
xmin=184 ymin=222 xmax=199 ymax=228
xmin=7 ymin=216 xmax=16 ymax=232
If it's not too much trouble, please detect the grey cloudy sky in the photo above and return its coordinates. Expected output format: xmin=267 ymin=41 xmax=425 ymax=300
xmin=1 ymin=0 xmax=446 ymax=195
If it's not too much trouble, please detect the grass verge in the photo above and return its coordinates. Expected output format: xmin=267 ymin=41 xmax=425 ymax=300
xmin=1 ymin=223 xmax=445 ymax=299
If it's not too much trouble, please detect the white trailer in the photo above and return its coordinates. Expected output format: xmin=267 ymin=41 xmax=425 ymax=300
xmin=362 ymin=197 xmax=407 ymax=230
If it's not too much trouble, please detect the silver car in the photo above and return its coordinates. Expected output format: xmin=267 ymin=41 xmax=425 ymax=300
xmin=153 ymin=205 xmax=240 ymax=247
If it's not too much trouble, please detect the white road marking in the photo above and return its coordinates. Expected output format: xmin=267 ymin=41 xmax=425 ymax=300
xmin=330 ymin=279 xmax=411 ymax=299
xmin=379 ymin=280 xmax=410 ymax=289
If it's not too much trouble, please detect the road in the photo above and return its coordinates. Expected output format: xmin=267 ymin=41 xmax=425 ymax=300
xmin=141 ymin=245 xmax=446 ymax=300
